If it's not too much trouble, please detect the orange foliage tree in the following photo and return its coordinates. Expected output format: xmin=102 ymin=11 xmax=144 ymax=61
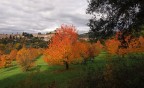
xmin=0 ymin=50 xmax=3 ymax=68
xmin=0 ymin=55 xmax=12 ymax=68
xmin=0 ymin=50 xmax=13 ymax=68
xmin=117 ymin=35 xmax=144 ymax=55
xmin=16 ymin=47 xmax=38 ymax=71
xmin=93 ymin=40 xmax=104 ymax=56
xmin=74 ymin=40 xmax=103 ymax=64
xmin=9 ymin=49 xmax=18 ymax=61
xmin=105 ymin=32 xmax=144 ymax=56
xmin=75 ymin=41 xmax=90 ymax=64
xmin=95 ymin=40 xmax=103 ymax=51
xmin=105 ymin=38 xmax=121 ymax=55
xmin=0 ymin=50 xmax=12 ymax=68
xmin=126 ymin=36 xmax=144 ymax=53
xmin=44 ymin=25 xmax=81 ymax=70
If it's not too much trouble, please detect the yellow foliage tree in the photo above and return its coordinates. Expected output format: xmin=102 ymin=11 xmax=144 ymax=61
xmin=16 ymin=48 xmax=36 ymax=71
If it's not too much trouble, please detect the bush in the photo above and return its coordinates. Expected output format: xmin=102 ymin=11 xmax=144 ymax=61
xmin=69 ymin=53 xmax=144 ymax=88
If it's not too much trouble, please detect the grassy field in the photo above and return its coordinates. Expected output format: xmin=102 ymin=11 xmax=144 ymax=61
xmin=0 ymin=52 xmax=144 ymax=88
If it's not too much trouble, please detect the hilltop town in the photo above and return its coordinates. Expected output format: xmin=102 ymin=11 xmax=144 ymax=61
xmin=0 ymin=32 xmax=89 ymax=42
xmin=0 ymin=32 xmax=55 ymax=41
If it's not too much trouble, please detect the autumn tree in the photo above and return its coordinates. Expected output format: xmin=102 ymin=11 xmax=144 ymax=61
xmin=93 ymin=40 xmax=104 ymax=56
xmin=0 ymin=50 xmax=17 ymax=68
xmin=79 ymin=42 xmax=102 ymax=62
xmin=0 ymin=59 xmax=2 ymax=68
xmin=73 ymin=40 xmax=103 ymax=64
xmin=0 ymin=55 xmax=12 ymax=68
xmin=28 ymin=48 xmax=43 ymax=59
xmin=0 ymin=50 xmax=3 ymax=68
xmin=126 ymin=36 xmax=144 ymax=54
xmin=105 ymin=32 xmax=144 ymax=56
xmin=0 ymin=49 xmax=13 ymax=68
xmin=0 ymin=56 xmax=4 ymax=68
xmin=16 ymin=48 xmax=37 ymax=71
xmin=75 ymin=41 xmax=90 ymax=64
xmin=105 ymin=38 xmax=121 ymax=55
xmin=9 ymin=49 xmax=18 ymax=61
xmin=44 ymin=25 xmax=81 ymax=70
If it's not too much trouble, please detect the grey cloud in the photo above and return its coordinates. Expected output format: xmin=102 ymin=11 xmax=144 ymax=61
xmin=0 ymin=0 xmax=90 ymax=34
xmin=59 ymin=13 xmax=89 ymax=26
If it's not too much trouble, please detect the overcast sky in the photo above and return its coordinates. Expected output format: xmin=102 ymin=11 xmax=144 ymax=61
xmin=0 ymin=0 xmax=91 ymax=34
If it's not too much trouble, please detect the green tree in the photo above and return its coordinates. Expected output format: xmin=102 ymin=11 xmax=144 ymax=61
xmin=87 ymin=0 xmax=144 ymax=40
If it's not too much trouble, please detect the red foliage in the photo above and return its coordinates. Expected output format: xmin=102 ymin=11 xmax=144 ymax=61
xmin=105 ymin=33 xmax=144 ymax=56
xmin=44 ymin=25 xmax=81 ymax=70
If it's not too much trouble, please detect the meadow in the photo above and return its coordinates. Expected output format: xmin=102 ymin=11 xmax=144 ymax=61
xmin=0 ymin=26 xmax=144 ymax=88
xmin=0 ymin=52 xmax=144 ymax=88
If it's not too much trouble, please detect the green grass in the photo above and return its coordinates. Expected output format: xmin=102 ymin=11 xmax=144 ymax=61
xmin=0 ymin=54 xmax=92 ymax=88
xmin=0 ymin=55 xmax=94 ymax=88
xmin=0 ymin=56 xmax=47 ymax=81
xmin=0 ymin=52 xmax=144 ymax=88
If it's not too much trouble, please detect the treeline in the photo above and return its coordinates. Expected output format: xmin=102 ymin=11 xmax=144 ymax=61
xmin=44 ymin=25 xmax=144 ymax=70
xmin=0 ymin=25 xmax=144 ymax=72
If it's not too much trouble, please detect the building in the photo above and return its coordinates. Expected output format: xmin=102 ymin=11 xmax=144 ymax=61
xmin=32 ymin=32 xmax=55 ymax=41
xmin=0 ymin=34 xmax=22 ymax=39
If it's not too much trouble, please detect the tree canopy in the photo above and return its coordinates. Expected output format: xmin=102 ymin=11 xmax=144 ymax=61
xmin=44 ymin=25 xmax=81 ymax=70
xmin=87 ymin=0 xmax=144 ymax=40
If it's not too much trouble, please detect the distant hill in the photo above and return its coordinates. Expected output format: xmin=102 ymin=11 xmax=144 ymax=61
xmin=78 ymin=33 xmax=89 ymax=41
xmin=79 ymin=33 xmax=89 ymax=38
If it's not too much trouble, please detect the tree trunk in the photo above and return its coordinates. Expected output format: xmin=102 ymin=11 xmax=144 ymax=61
xmin=91 ymin=56 xmax=94 ymax=63
xmin=83 ymin=58 xmax=87 ymax=65
xmin=65 ymin=61 xmax=69 ymax=70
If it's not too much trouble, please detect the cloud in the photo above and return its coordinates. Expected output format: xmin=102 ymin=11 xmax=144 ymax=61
xmin=0 ymin=0 xmax=91 ymax=34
